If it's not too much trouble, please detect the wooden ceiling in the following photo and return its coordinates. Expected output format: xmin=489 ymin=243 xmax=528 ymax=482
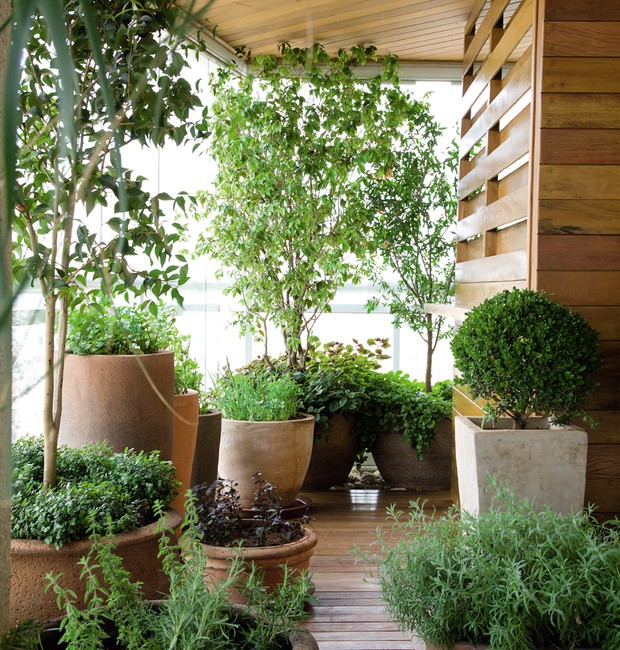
xmin=182 ymin=0 xmax=519 ymax=67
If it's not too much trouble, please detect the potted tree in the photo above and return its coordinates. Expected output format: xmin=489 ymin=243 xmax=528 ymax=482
xmin=450 ymin=288 xmax=602 ymax=514
xmin=212 ymin=367 xmax=314 ymax=508
xmin=194 ymin=43 xmax=414 ymax=372
xmin=361 ymin=481 xmax=619 ymax=649
xmin=192 ymin=474 xmax=318 ymax=605
xmin=363 ymin=108 xmax=457 ymax=392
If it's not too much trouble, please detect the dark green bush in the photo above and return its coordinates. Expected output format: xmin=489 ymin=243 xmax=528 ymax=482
xmin=450 ymin=288 xmax=601 ymax=428
xmin=11 ymin=437 xmax=178 ymax=547
xmin=363 ymin=482 xmax=620 ymax=649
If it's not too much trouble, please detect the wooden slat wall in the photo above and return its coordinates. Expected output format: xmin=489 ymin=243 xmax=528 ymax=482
xmin=454 ymin=0 xmax=620 ymax=517
xmin=453 ymin=0 xmax=535 ymax=498
xmin=531 ymin=0 xmax=620 ymax=517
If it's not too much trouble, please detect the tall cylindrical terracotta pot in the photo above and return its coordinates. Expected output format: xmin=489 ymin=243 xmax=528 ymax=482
xmin=371 ymin=417 xmax=452 ymax=491
xmin=201 ymin=525 xmax=317 ymax=604
xmin=59 ymin=351 xmax=174 ymax=460
xmin=190 ymin=410 xmax=222 ymax=488
xmin=302 ymin=414 xmax=358 ymax=490
xmin=9 ymin=508 xmax=181 ymax=626
xmin=170 ymin=389 xmax=200 ymax=517
xmin=217 ymin=414 xmax=314 ymax=508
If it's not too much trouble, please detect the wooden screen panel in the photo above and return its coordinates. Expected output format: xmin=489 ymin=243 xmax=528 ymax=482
xmin=533 ymin=2 xmax=620 ymax=517
xmin=457 ymin=0 xmax=534 ymax=311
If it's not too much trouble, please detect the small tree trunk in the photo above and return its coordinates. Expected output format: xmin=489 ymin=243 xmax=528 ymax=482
xmin=424 ymin=315 xmax=433 ymax=392
xmin=42 ymin=295 xmax=59 ymax=489
xmin=0 ymin=0 xmax=12 ymax=632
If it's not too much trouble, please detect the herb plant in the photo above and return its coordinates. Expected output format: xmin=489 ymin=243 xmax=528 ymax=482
xmin=41 ymin=504 xmax=313 ymax=650
xmin=11 ymin=436 xmax=178 ymax=547
xmin=363 ymin=108 xmax=458 ymax=392
xmin=195 ymin=43 xmax=415 ymax=371
xmin=192 ymin=474 xmax=308 ymax=548
xmin=361 ymin=480 xmax=620 ymax=650
xmin=212 ymin=370 xmax=301 ymax=422
xmin=450 ymin=288 xmax=602 ymax=428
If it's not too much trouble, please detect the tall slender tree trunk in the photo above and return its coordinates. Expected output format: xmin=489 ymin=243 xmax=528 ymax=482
xmin=424 ymin=314 xmax=433 ymax=392
xmin=0 ymin=0 xmax=13 ymax=633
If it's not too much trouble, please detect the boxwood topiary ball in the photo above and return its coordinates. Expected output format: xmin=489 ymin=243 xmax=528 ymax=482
xmin=450 ymin=288 xmax=601 ymax=428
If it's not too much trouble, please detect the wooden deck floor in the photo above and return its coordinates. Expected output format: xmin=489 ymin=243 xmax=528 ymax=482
xmin=301 ymin=489 xmax=453 ymax=650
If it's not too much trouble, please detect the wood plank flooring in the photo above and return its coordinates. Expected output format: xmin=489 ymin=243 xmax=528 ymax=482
xmin=301 ymin=489 xmax=453 ymax=650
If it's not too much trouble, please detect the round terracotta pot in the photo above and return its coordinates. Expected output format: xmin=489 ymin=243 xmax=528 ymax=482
xmin=170 ymin=389 xmax=200 ymax=517
xmin=190 ymin=410 xmax=222 ymax=488
xmin=59 ymin=351 xmax=174 ymax=460
xmin=201 ymin=525 xmax=318 ymax=604
xmin=302 ymin=414 xmax=358 ymax=490
xmin=9 ymin=508 xmax=182 ymax=626
xmin=218 ymin=413 xmax=314 ymax=508
xmin=371 ymin=417 xmax=452 ymax=491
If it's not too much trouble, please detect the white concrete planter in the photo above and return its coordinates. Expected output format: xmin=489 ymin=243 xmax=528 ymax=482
xmin=455 ymin=415 xmax=587 ymax=515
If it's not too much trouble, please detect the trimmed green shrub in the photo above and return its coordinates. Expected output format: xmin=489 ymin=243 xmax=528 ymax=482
xmin=450 ymin=288 xmax=601 ymax=428
xmin=362 ymin=481 xmax=620 ymax=649
xmin=11 ymin=436 xmax=178 ymax=547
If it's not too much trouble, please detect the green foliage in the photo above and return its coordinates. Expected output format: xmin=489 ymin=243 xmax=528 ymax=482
xmin=212 ymin=366 xmax=302 ymax=422
xmin=11 ymin=436 xmax=178 ymax=547
xmin=363 ymin=106 xmax=458 ymax=391
xmin=356 ymin=374 xmax=451 ymax=459
xmin=450 ymin=288 xmax=602 ymax=428
xmin=361 ymin=480 xmax=620 ymax=650
xmin=195 ymin=42 xmax=415 ymax=370
xmin=40 ymin=503 xmax=311 ymax=650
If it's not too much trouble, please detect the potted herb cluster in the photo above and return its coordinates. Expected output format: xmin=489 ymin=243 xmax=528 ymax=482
xmin=9 ymin=436 xmax=179 ymax=625
xmin=450 ymin=288 xmax=602 ymax=514
xmin=191 ymin=474 xmax=318 ymax=605
xmin=212 ymin=368 xmax=314 ymax=508
xmin=362 ymin=481 xmax=620 ymax=650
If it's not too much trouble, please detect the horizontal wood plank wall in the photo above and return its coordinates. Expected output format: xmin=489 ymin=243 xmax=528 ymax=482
xmin=532 ymin=0 xmax=620 ymax=517
xmin=454 ymin=0 xmax=535 ymax=500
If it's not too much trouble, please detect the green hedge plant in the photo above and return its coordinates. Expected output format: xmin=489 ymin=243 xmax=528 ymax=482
xmin=450 ymin=288 xmax=601 ymax=429
xmin=11 ymin=436 xmax=178 ymax=547
xmin=361 ymin=480 xmax=620 ymax=649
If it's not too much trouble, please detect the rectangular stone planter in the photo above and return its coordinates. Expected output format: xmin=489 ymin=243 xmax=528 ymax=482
xmin=455 ymin=415 xmax=588 ymax=515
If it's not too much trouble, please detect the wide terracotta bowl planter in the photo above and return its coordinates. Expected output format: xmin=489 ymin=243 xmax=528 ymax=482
xmin=455 ymin=415 xmax=588 ymax=515
xmin=191 ymin=410 xmax=222 ymax=488
xmin=200 ymin=525 xmax=318 ymax=604
xmin=416 ymin=640 xmax=600 ymax=650
xmin=218 ymin=413 xmax=314 ymax=508
xmin=170 ymin=389 xmax=200 ymax=516
xmin=371 ymin=417 xmax=452 ymax=491
xmin=302 ymin=414 xmax=358 ymax=490
xmin=60 ymin=351 xmax=174 ymax=460
xmin=9 ymin=508 xmax=182 ymax=626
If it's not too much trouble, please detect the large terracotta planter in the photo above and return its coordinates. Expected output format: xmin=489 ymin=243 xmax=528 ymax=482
xmin=218 ymin=413 xmax=314 ymax=508
xmin=190 ymin=410 xmax=222 ymax=488
xmin=170 ymin=389 xmax=200 ymax=516
xmin=60 ymin=351 xmax=174 ymax=460
xmin=416 ymin=639 xmax=599 ymax=650
xmin=9 ymin=508 xmax=182 ymax=626
xmin=371 ymin=417 xmax=452 ymax=491
xmin=201 ymin=525 xmax=318 ymax=604
xmin=302 ymin=414 xmax=358 ymax=490
xmin=455 ymin=415 xmax=588 ymax=515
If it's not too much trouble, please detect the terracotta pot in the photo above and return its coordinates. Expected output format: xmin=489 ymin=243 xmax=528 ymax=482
xmin=419 ymin=638 xmax=599 ymax=650
xmin=9 ymin=508 xmax=182 ymax=626
xmin=455 ymin=415 xmax=588 ymax=515
xmin=218 ymin=413 xmax=314 ymax=508
xmin=170 ymin=389 xmax=200 ymax=516
xmin=200 ymin=525 xmax=318 ymax=604
xmin=371 ymin=417 xmax=452 ymax=491
xmin=302 ymin=414 xmax=358 ymax=490
xmin=190 ymin=410 xmax=222 ymax=488
xmin=60 ymin=351 xmax=174 ymax=460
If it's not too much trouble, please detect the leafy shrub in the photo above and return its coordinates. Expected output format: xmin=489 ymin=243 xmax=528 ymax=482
xmin=362 ymin=480 xmax=620 ymax=649
xmin=356 ymin=373 xmax=452 ymax=458
xmin=11 ymin=436 xmax=178 ymax=547
xmin=212 ymin=369 xmax=301 ymax=421
xmin=450 ymin=288 xmax=601 ymax=428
